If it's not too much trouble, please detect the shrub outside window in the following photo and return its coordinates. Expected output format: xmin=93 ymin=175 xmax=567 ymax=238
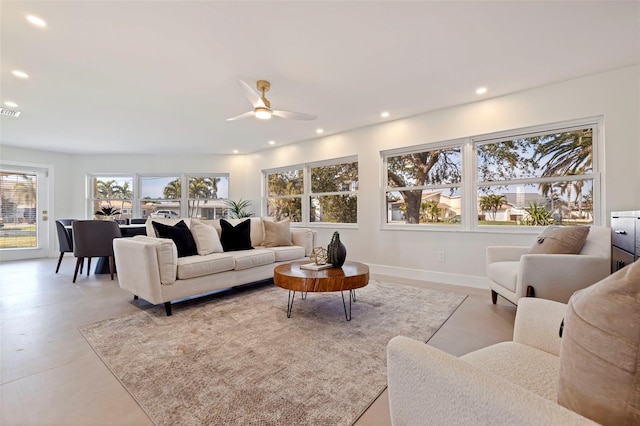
xmin=476 ymin=126 xmax=595 ymax=226
xmin=384 ymin=145 xmax=463 ymax=225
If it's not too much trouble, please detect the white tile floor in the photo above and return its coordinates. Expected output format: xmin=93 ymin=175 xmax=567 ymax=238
xmin=1 ymin=258 xmax=516 ymax=425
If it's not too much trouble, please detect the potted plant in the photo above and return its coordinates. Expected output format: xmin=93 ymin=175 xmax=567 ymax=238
xmin=95 ymin=206 xmax=121 ymax=220
xmin=223 ymin=198 xmax=254 ymax=219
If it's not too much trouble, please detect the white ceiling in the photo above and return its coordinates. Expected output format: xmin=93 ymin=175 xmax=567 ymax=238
xmin=1 ymin=1 xmax=638 ymax=155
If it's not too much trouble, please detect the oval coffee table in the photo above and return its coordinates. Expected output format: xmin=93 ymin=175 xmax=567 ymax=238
xmin=273 ymin=261 xmax=369 ymax=321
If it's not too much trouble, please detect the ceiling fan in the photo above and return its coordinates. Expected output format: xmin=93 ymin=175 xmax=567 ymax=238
xmin=226 ymin=80 xmax=317 ymax=121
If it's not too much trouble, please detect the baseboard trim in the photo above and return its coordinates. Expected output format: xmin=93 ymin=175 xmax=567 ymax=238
xmin=367 ymin=263 xmax=487 ymax=290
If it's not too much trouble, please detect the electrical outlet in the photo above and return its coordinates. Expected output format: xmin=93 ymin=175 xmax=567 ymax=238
xmin=437 ymin=251 xmax=445 ymax=262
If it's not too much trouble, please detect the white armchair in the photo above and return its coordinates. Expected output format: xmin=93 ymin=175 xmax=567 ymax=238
xmin=386 ymin=298 xmax=598 ymax=425
xmin=486 ymin=226 xmax=611 ymax=305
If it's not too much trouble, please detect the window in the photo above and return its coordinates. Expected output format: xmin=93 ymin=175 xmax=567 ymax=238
xmin=264 ymin=157 xmax=358 ymax=225
xmin=384 ymin=144 xmax=463 ymax=225
xmin=187 ymin=175 xmax=229 ymax=219
xmin=139 ymin=175 xmax=181 ymax=219
xmin=310 ymin=160 xmax=358 ymax=223
xmin=476 ymin=126 xmax=595 ymax=226
xmin=382 ymin=119 xmax=601 ymax=230
xmin=266 ymin=168 xmax=304 ymax=222
xmin=88 ymin=173 xmax=230 ymax=219
xmin=91 ymin=176 xmax=133 ymax=219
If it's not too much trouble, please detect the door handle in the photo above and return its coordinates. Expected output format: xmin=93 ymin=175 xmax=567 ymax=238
xmin=614 ymin=230 xmax=627 ymax=234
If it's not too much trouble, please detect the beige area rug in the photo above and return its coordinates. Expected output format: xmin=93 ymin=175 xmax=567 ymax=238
xmin=79 ymin=280 xmax=467 ymax=426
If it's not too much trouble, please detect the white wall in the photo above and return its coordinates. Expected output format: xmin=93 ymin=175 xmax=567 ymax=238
xmin=2 ymin=66 xmax=638 ymax=285
xmin=243 ymin=65 xmax=640 ymax=286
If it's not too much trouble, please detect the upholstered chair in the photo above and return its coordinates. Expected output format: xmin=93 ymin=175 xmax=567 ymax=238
xmin=486 ymin=226 xmax=611 ymax=305
xmin=72 ymin=220 xmax=122 ymax=282
xmin=55 ymin=219 xmax=76 ymax=273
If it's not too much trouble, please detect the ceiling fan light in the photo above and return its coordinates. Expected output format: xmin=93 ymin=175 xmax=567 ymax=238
xmin=255 ymin=107 xmax=272 ymax=120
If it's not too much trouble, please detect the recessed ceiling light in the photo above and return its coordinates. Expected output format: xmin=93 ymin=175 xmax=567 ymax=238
xmin=4 ymin=101 xmax=18 ymax=108
xmin=232 ymin=149 xmax=239 ymax=154
xmin=12 ymin=70 xmax=29 ymax=79
xmin=26 ymin=15 xmax=47 ymax=27
xmin=316 ymin=128 xmax=324 ymax=134
xmin=475 ymin=87 xmax=488 ymax=95
xmin=268 ymin=140 xmax=276 ymax=145
xmin=381 ymin=111 xmax=390 ymax=118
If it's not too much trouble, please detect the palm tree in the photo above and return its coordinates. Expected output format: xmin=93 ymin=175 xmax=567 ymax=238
xmin=534 ymin=129 xmax=592 ymax=177
xmin=96 ymin=179 xmax=118 ymax=206
xmin=479 ymin=194 xmax=506 ymax=221
xmin=113 ymin=181 xmax=132 ymax=214
xmin=163 ymin=179 xmax=181 ymax=199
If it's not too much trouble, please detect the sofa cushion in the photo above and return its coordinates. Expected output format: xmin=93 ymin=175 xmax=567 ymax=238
xmin=145 ymin=217 xmax=190 ymax=238
xmin=151 ymin=220 xmax=198 ymax=258
xmin=486 ymin=261 xmax=519 ymax=292
xmin=176 ymin=253 xmax=235 ymax=280
xmin=557 ymin=260 xmax=640 ymax=425
xmin=529 ymin=225 xmax=590 ymax=254
xmin=190 ymin=219 xmax=223 ymax=255
xmin=263 ymin=219 xmax=293 ymax=248
xmin=212 ymin=217 xmax=264 ymax=247
xmin=220 ymin=219 xmax=254 ymax=252
xmin=266 ymin=246 xmax=306 ymax=262
xmin=461 ymin=341 xmax=559 ymax=402
xmin=230 ymin=249 xmax=275 ymax=271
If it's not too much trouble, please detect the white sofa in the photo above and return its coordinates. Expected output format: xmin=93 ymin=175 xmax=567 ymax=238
xmin=386 ymin=298 xmax=598 ymax=425
xmin=113 ymin=217 xmax=316 ymax=315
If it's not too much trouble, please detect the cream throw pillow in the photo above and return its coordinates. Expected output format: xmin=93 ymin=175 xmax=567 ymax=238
xmin=558 ymin=260 xmax=640 ymax=425
xmin=262 ymin=219 xmax=293 ymax=248
xmin=190 ymin=219 xmax=223 ymax=255
xmin=529 ymin=225 xmax=590 ymax=254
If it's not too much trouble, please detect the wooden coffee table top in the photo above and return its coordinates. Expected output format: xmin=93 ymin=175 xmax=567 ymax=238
xmin=274 ymin=261 xmax=370 ymax=293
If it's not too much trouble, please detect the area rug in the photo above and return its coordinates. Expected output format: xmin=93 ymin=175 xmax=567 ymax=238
xmin=79 ymin=280 xmax=467 ymax=426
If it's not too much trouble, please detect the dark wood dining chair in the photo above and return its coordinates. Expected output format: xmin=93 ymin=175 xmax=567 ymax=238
xmin=55 ymin=219 xmax=77 ymax=273
xmin=71 ymin=220 xmax=122 ymax=283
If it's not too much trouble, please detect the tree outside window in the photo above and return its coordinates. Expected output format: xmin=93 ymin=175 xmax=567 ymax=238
xmin=92 ymin=176 xmax=133 ymax=220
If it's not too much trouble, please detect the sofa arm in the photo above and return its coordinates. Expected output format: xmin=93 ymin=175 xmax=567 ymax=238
xmin=513 ymin=298 xmax=566 ymax=357
xmin=291 ymin=228 xmax=316 ymax=256
xmin=113 ymin=237 xmax=177 ymax=305
xmin=519 ymin=254 xmax=610 ymax=303
xmin=387 ymin=336 xmax=596 ymax=426
xmin=486 ymin=246 xmax=530 ymax=264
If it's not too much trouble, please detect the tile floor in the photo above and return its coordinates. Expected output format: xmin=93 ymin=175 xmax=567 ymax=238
xmin=1 ymin=258 xmax=516 ymax=425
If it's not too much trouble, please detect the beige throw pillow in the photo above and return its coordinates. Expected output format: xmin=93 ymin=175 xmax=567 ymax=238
xmin=190 ymin=219 xmax=223 ymax=255
xmin=529 ymin=225 xmax=590 ymax=254
xmin=558 ymin=260 xmax=640 ymax=425
xmin=262 ymin=219 xmax=293 ymax=248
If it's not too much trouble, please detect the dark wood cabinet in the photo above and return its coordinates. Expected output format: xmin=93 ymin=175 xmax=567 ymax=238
xmin=611 ymin=211 xmax=640 ymax=272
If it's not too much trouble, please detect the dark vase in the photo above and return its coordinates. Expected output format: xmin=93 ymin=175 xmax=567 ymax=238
xmin=327 ymin=231 xmax=347 ymax=267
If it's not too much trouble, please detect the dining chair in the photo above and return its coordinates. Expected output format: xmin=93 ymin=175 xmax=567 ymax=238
xmin=55 ymin=219 xmax=77 ymax=273
xmin=129 ymin=218 xmax=147 ymax=224
xmin=72 ymin=220 xmax=122 ymax=283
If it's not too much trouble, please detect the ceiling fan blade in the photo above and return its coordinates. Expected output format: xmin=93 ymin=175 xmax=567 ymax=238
xmin=272 ymin=110 xmax=317 ymax=121
xmin=226 ymin=111 xmax=255 ymax=121
xmin=237 ymin=80 xmax=265 ymax=108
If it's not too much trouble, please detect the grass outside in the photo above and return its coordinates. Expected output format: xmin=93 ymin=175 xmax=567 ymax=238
xmin=0 ymin=224 xmax=37 ymax=248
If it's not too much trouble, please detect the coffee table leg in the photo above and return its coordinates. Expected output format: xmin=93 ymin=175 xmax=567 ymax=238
xmin=341 ymin=290 xmax=353 ymax=321
xmin=301 ymin=291 xmax=307 ymax=300
xmin=351 ymin=290 xmax=356 ymax=303
xmin=287 ymin=290 xmax=296 ymax=318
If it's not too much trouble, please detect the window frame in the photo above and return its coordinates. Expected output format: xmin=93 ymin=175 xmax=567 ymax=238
xmin=380 ymin=117 xmax=603 ymax=233
xmin=263 ymin=156 xmax=359 ymax=227
xmin=381 ymin=139 xmax=465 ymax=231
xmin=87 ymin=173 xmax=229 ymax=219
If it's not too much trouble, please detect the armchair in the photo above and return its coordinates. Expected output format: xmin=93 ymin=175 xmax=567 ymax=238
xmin=387 ymin=298 xmax=597 ymax=425
xmin=486 ymin=226 xmax=610 ymax=305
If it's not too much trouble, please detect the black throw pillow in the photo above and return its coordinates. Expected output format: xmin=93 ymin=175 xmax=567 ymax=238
xmin=152 ymin=220 xmax=198 ymax=258
xmin=220 ymin=219 xmax=254 ymax=252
